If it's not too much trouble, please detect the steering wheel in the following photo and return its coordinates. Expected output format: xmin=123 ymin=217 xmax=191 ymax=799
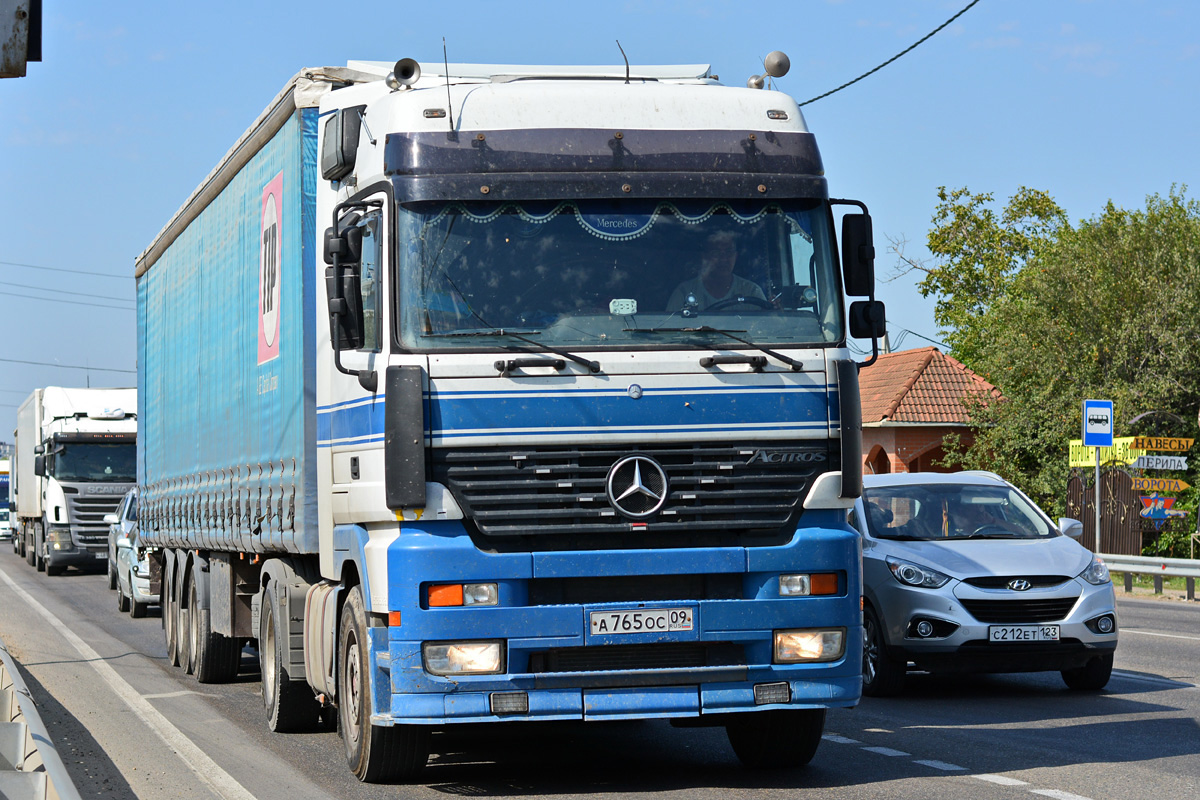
xmin=969 ymin=524 xmax=1013 ymax=537
xmin=705 ymin=295 xmax=774 ymax=311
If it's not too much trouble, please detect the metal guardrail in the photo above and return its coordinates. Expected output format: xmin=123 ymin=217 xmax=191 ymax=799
xmin=0 ymin=634 xmax=83 ymax=800
xmin=1098 ymin=552 xmax=1200 ymax=600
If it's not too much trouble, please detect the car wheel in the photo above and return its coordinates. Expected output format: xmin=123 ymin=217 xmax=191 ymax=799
xmin=726 ymin=709 xmax=825 ymax=769
xmin=1061 ymin=653 xmax=1113 ymax=691
xmin=862 ymin=606 xmax=907 ymax=697
xmin=117 ymin=577 xmax=131 ymax=613
xmin=108 ymin=559 xmax=118 ymax=590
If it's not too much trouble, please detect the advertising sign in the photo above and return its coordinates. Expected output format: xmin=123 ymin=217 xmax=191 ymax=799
xmin=1131 ymin=477 xmax=1190 ymax=493
xmin=1131 ymin=436 xmax=1194 ymax=452
xmin=1130 ymin=455 xmax=1189 ymax=471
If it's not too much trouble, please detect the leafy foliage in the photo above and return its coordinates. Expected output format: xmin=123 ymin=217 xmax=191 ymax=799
xmin=915 ymin=186 xmax=1200 ymax=554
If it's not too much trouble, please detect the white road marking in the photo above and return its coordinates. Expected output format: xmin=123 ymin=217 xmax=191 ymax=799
xmin=974 ymin=774 xmax=1029 ymax=786
xmin=862 ymin=746 xmax=910 ymax=757
xmin=1120 ymin=628 xmax=1200 ymax=641
xmin=0 ymin=569 xmax=257 ymax=800
xmin=142 ymin=690 xmax=221 ymax=699
xmin=913 ymin=759 xmax=965 ymax=771
xmin=1030 ymin=790 xmax=1094 ymax=800
xmin=821 ymin=734 xmax=862 ymax=745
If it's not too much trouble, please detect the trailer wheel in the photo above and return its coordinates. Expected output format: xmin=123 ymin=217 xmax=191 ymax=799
xmin=339 ymin=585 xmax=429 ymax=782
xmin=177 ymin=570 xmax=193 ymax=674
xmin=189 ymin=576 xmax=240 ymax=683
xmin=260 ymin=580 xmax=321 ymax=732
xmin=726 ymin=708 xmax=825 ymax=769
xmin=164 ymin=562 xmax=180 ymax=667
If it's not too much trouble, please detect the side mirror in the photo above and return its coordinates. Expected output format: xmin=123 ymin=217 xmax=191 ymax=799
xmin=841 ymin=213 xmax=875 ymax=297
xmin=324 ymin=225 xmax=365 ymax=351
xmin=320 ymin=106 xmax=365 ymax=182
xmin=103 ymin=514 xmax=119 ymax=525
xmin=1059 ymin=518 xmax=1084 ymax=539
xmin=34 ymin=443 xmax=44 ymax=455
xmin=34 ymin=455 xmax=45 ymax=477
xmin=848 ymin=300 xmax=886 ymax=340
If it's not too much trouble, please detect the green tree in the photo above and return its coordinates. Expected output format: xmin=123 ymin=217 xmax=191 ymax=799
xmin=915 ymin=187 xmax=1200 ymax=554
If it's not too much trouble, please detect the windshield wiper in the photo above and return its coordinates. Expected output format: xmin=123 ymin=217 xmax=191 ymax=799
xmin=425 ymin=328 xmax=600 ymax=374
xmin=626 ymin=325 xmax=805 ymax=371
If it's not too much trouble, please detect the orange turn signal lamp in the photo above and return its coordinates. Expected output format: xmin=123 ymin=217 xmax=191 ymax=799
xmin=427 ymin=582 xmax=499 ymax=607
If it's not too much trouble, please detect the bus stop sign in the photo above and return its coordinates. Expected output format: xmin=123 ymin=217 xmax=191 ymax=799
xmin=1083 ymin=399 xmax=1114 ymax=448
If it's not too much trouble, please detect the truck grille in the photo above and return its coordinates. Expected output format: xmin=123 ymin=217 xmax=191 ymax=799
xmin=431 ymin=442 xmax=832 ymax=551
xmin=67 ymin=494 xmax=123 ymax=545
xmin=960 ymin=597 xmax=1079 ymax=623
xmin=528 ymin=642 xmax=745 ymax=673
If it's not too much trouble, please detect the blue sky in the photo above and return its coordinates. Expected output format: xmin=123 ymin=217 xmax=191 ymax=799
xmin=2 ymin=0 xmax=1198 ymax=427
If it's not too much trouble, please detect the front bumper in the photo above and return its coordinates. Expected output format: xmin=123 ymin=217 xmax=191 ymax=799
xmin=46 ymin=541 xmax=108 ymax=569
xmin=369 ymin=517 xmax=863 ymax=725
xmin=873 ymin=575 xmax=1118 ymax=674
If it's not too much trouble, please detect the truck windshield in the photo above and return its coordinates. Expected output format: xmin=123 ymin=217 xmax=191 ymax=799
xmin=396 ymin=199 xmax=843 ymax=350
xmin=51 ymin=443 xmax=136 ymax=483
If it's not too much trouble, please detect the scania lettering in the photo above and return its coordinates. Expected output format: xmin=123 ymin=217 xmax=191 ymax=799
xmin=135 ymin=54 xmax=886 ymax=782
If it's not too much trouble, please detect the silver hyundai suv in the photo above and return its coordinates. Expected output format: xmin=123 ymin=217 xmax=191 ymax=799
xmin=850 ymin=471 xmax=1118 ymax=695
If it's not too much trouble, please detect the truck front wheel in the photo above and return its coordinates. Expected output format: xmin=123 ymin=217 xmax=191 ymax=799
xmin=339 ymin=585 xmax=429 ymax=782
xmin=725 ymin=708 xmax=825 ymax=769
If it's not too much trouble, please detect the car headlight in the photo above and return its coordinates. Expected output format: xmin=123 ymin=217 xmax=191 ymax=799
xmin=886 ymin=557 xmax=951 ymax=589
xmin=1079 ymin=558 xmax=1111 ymax=585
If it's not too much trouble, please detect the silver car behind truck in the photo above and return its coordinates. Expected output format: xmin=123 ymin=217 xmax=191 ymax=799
xmin=105 ymin=488 xmax=157 ymax=617
xmin=850 ymin=471 xmax=1118 ymax=695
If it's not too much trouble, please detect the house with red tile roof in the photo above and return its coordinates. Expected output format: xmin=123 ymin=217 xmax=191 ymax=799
xmin=858 ymin=347 xmax=1001 ymax=474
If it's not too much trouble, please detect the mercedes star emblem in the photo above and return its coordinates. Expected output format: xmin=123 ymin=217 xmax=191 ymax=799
xmin=606 ymin=455 xmax=669 ymax=519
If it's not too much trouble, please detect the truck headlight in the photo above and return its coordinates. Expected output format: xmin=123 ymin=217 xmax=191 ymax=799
xmin=47 ymin=527 xmax=73 ymax=548
xmin=423 ymin=641 xmax=504 ymax=675
xmin=774 ymin=628 xmax=845 ymax=663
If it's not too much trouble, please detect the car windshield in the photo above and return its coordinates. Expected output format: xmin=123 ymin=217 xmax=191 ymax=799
xmin=396 ymin=198 xmax=843 ymax=349
xmin=51 ymin=443 xmax=136 ymax=483
xmin=862 ymin=482 xmax=1055 ymax=540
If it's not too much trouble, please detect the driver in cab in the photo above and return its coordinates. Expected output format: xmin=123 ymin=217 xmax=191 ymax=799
xmin=666 ymin=231 xmax=766 ymax=312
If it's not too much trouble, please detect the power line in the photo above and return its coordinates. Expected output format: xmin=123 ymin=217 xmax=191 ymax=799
xmin=0 ymin=289 xmax=134 ymax=311
xmin=0 ymin=356 xmax=135 ymax=374
xmin=0 ymin=259 xmax=130 ymax=280
xmin=798 ymin=0 xmax=983 ymax=107
xmin=0 ymin=279 xmax=132 ymax=304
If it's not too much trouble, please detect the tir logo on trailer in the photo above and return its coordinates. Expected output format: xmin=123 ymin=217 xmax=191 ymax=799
xmin=258 ymin=172 xmax=283 ymax=364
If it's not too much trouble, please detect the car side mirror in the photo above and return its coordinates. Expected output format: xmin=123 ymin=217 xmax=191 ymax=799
xmin=103 ymin=514 xmax=119 ymax=525
xmin=1059 ymin=518 xmax=1084 ymax=539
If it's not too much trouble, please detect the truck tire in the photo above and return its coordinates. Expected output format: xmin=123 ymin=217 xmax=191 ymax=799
xmin=25 ymin=531 xmax=35 ymax=566
xmin=45 ymin=563 xmax=64 ymax=576
xmin=164 ymin=563 xmax=181 ymax=667
xmin=725 ymin=708 xmax=825 ymax=769
xmin=862 ymin=606 xmax=906 ymax=697
xmin=189 ymin=577 xmax=240 ymax=683
xmin=261 ymin=580 xmax=321 ymax=732
xmin=339 ymin=585 xmax=429 ymax=782
xmin=34 ymin=526 xmax=45 ymax=572
xmin=1061 ymin=653 xmax=1113 ymax=691
xmin=178 ymin=570 xmax=193 ymax=674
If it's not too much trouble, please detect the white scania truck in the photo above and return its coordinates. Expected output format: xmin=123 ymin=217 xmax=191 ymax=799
xmin=12 ymin=387 xmax=137 ymax=574
xmin=136 ymin=54 xmax=887 ymax=782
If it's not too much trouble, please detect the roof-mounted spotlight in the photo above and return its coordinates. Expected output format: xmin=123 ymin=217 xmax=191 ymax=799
xmin=386 ymin=58 xmax=421 ymax=91
xmin=747 ymin=50 xmax=790 ymax=90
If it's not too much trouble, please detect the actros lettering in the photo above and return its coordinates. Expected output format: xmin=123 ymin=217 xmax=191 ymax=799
xmin=746 ymin=450 xmax=827 ymax=465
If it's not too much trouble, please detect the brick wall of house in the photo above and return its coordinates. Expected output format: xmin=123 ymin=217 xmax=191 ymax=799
xmin=862 ymin=426 xmax=974 ymax=474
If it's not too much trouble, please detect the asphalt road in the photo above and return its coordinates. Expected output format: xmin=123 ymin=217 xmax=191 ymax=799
xmin=0 ymin=548 xmax=1196 ymax=800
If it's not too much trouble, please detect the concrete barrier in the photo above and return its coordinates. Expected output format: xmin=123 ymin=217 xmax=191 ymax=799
xmin=0 ymin=634 xmax=82 ymax=800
